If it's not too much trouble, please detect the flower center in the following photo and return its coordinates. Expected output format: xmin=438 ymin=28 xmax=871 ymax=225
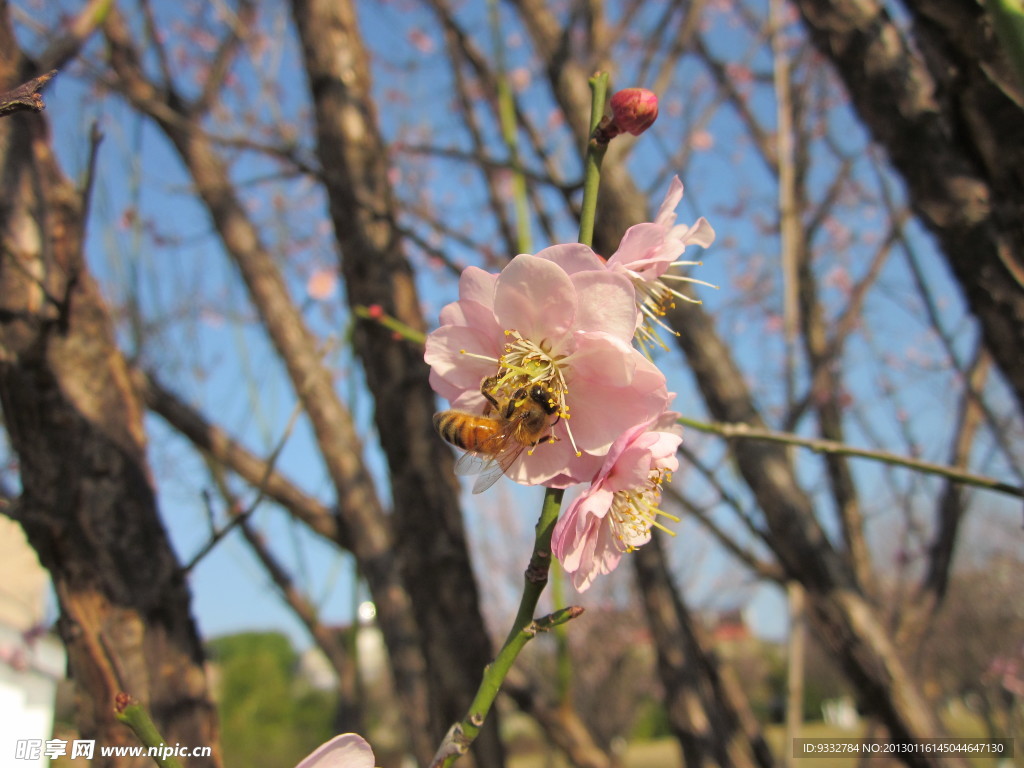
xmin=632 ymin=262 xmax=717 ymax=357
xmin=459 ymin=329 xmax=581 ymax=455
xmin=493 ymin=330 xmax=567 ymax=409
xmin=609 ymin=469 xmax=679 ymax=552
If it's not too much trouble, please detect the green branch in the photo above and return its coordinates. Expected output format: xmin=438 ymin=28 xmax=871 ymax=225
xmin=113 ymin=694 xmax=185 ymax=768
xmin=577 ymin=73 xmax=610 ymax=248
xmin=677 ymin=415 xmax=1024 ymax=499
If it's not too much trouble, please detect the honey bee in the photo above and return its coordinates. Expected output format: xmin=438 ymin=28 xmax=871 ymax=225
xmin=434 ymin=380 xmax=560 ymax=494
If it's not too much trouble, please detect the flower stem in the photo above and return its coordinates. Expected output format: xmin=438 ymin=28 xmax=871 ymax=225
xmin=430 ymin=488 xmax=576 ymax=768
xmin=577 ymin=72 xmax=610 ymax=248
xmin=113 ymin=693 xmax=184 ymax=768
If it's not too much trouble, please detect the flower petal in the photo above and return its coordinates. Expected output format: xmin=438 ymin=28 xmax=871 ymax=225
xmin=493 ymin=255 xmax=576 ymax=341
xmin=654 ymin=176 xmax=684 ymax=228
xmin=570 ymin=270 xmax=638 ymax=339
xmin=294 ymin=733 xmax=375 ymax=768
xmin=670 ymin=216 xmax=716 ymax=249
xmin=565 ymin=332 xmax=636 ymax=388
xmin=424 ymin=325 xmax=498 ymax=398
xmin=535 ymin=243 xmax=607 ymax=275
xmin=458 ymin=266 xmax=498 ymax=308
xmin=565 ymin=352 xmax=669 ymax=452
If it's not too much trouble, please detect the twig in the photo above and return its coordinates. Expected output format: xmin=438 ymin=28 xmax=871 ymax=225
xmin=113 ymin=693 xmax=184 ymax=768
xmin=677 ymin=415 xmax=1024 ymax=499
xmin=0 ymin=70 xmax=57 ymax=118
xmin=182 ymin=396 xmax=306 ymax=573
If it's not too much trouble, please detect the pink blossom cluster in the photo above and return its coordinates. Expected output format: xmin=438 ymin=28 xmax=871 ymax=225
xmin=425 ymin=177 xmax=714 ymax=591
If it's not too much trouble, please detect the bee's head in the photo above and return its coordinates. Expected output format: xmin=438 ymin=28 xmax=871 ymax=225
xmin=527 ymin=385 xmax=559 ymax=415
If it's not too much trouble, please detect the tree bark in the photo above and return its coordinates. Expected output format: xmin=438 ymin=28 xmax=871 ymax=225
xmin=633 ymin=536 xmax=776 ymax=768
xmin=791 ymin=0 xmax=1024 ymax=416
xmin=289 ymin=1 xmax=505 ymax=765
xmin=0 ymin=44 xmax=219 ymax=768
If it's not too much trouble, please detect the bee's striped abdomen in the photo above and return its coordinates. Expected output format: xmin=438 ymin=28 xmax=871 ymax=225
xmin=433 ymin=410 xmax=501 ymax=452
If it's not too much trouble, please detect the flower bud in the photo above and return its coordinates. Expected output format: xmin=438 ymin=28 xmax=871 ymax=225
xmin=609 ymin=88 xmax=659 ymax=136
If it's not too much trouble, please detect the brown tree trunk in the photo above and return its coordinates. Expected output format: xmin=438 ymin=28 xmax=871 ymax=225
xmin=289 ymin=1 xmax=505 ymax=766
xmin=791 ymin=0 xmax=1024 ymax=416
xmin=0 ymin=46 xmax=220 ymax=768
xmin=633 ymin=536 xmax=776 ymax=768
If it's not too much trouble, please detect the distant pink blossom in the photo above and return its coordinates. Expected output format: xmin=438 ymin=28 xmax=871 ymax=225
xmin=407 ymin=28 xmax=435 ymax=54
xmin=425 ymin=248 xmax=670 ymax=488
xmin=552 ymin=415 xmax=682 ymax=591
xmin=295 ymin=733 xmax=375 ymax=768
xmin=306 ymin=268 xmax=338 ymax=300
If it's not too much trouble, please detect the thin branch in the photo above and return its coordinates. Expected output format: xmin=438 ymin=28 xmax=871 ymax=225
xmin=677 ymin=415 xmax=1024 ymax=499
xmin=663 ymin=481 xmax=782 ymax=582
xmin=135 ymin=368 xmax=349 ymax=547
xmin=193 ymin=0 xmax=254 ymax=115
xmin=182 ymin=395 xmax=305 ymax=573
xmin=39 ymin=0 xmax=113 ymax=73
xmin=78 ymin=122 xmax=103 ymax=241
xmin=0 ymin=70 xmax=57 ymax=118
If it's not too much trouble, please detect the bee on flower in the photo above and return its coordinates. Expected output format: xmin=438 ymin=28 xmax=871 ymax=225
xmin=425 ymin=248 xmax=671 ymax=491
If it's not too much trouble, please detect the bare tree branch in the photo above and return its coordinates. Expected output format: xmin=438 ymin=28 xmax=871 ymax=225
xmin=0 ymin=69 xmax=56 ymax=117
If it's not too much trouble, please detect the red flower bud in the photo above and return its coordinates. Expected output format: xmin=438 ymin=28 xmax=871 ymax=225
xmin=609 ymin=88 xmax=659 ymax=136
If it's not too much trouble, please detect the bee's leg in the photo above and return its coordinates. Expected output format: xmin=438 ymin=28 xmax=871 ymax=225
xmin=531 ymin=433 xmax=559 ymax=446
xmin=504 ymin=387 xmax=529 ymax=420
xmin=480 ymin=376 xmax=502 ymax=413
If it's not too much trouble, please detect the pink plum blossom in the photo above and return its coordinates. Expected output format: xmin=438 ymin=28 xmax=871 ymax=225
xmin=606 ymin=176 xmax=716 ymax=351
xmin=425 ymin=247 xmax=671 ymax=488
xmin=552 ymin=415 xmax=682 ymax=592
xmin=295 ymin=733 xmax=376 ymax=768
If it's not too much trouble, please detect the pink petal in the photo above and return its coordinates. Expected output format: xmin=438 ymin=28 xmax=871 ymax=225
xmin=294 ymin=733 xmax=375 ymax=768
xmin=565 ymin=355 xmax=669 ymax=452
xmin=570 ymin=271 xmax=638 ymax=339
xmin=608 ymin=223 xmax=669 ymax=270
xmin=654 ymin=176 xmax=684 ymax=227
xmin=424 ymin=325 xmax=498 ymax=396
xmin=565 ymin=332 xmax=636 ymax=388
xmin=671 ymin=216 xmax=716 ymax=249
xmin=573 ymin=521 xmax=623 ymax=592
xmin=458 ymin=266 xmax=498 ymax=308
xmin=507 ymin=433 xmax=580 ymax=486
xmin=605 ymin=443 xmax=657 ymax=491
xmin=493 ymin=255 xmax=576 ymax=341
xmin=535 ymin=243 xmax=607 ymax=275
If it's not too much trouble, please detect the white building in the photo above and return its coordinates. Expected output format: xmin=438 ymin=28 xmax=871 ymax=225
xmin=0 ymin=516 xmax=65 ymax=768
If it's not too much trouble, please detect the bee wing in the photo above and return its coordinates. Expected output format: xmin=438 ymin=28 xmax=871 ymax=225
xmin=449 ymin=421 xmax=528 ymax=494
xmin=471 ymin=441 xmax=527 ymax=494
xmin=470 ymin=459 xmax=508 ymax=494
xmin=453 ymin=449 xmax=492 ymax=477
